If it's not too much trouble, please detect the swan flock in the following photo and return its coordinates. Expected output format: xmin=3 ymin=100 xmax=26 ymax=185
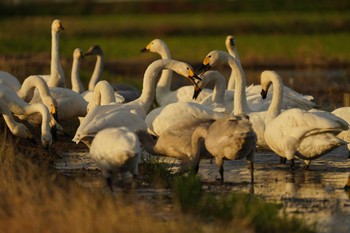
xmin=0 ymin=19 xmax=348 ymax=191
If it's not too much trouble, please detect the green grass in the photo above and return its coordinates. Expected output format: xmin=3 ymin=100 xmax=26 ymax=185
xmin=0 ymin=12 xmax=349 ymax=64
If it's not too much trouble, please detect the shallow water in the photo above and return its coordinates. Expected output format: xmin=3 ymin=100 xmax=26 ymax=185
xmin=54 ymin=146 xmax=350 ymax=233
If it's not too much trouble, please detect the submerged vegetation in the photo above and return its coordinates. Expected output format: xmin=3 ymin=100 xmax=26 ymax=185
xmin=0 ymin=130 xmax=315 ymax=233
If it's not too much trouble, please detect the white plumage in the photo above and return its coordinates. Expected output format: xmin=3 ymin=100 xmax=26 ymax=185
xmin=89 ymin=127 xmax=141 ymax=191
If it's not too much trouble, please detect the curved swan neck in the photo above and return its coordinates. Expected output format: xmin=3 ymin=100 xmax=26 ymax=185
xmin=225 ymin=55 xmax=250 ymax=115
xmin=49 ymin=28 xmax=65 ymax=88
xmin=17 ymin=76 xmax=51 ymax=102
xmin=23 ymin=103 xmax=51 ymax=136
xmin=202 ymin=71 xmax=226 ymax=105
xmin=93 ymin=81 xmax=115 ymax=106
xmin=137 ymin=59 xmax=180 ymax=112
xmin=263 ymin=71 xmax=283 ymax=125
xmin=71 ymin=57 xmax=85 ymax=93
xmin=88 ymin=53 xmax=104 ymax=91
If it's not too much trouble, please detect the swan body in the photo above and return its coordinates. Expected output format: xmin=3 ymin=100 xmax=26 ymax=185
xmin=0 ymin=87 xmax=52 ymax=147
xmin=38 ymin=19 xmax=65 ymax=88
xmin=331 ymin=107 xmax=350 ymax=157
xmin=84 ymin=45 xmax=139 ymax=102
xmin=89 ymin=127 xmax=141 ymax=190
xmin=145 ymin=102 xmax=225 ymax=136
xmin=141 ymin=38 xmax=212 ymax=106
xmin=262 ymin=70 xmax=348 ymax=167
xmin=73 ymin=59 xmax=200 ymax=146
xmin=204 ymin=115 xmax=256 ymax=182
xmin=141 ymin=118 xmax=215 ymax=173
xmin=0 ymin=93 xmax=33 ymax=139
xmin=0 ymin=71 xmax=21 ymax=91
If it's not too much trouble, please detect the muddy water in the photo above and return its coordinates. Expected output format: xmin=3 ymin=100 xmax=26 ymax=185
xmin=54 ymin=145 xmax=350 ymax=233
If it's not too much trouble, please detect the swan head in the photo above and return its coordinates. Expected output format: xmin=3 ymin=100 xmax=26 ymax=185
xmin=85 ymin=45 xmax=103 ymax=56
xmin=197 ymin=50 xmax=227 ymax=74
xmin=141 ymin=38 xmax=166 ymax=53
xmin=73 ymin=48 xmax=84 ymax=60
xmin=42 ymin=97 xmax=59 ymax=122
xmin=225 ymin=35 xmax=236 ymax=47
xmin=260 ymin=70 xmax=277 ymax=99
xmin=52 ymin=19 xmax=64 ymax=33
xmin=41 ymin=132 xmax=52 ymax=149
xmin=12 ymin=124 xmax=33 ymax=139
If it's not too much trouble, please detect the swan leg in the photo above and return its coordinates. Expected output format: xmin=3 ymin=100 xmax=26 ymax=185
xmin=247 ymin=160 xmax=254 ymax=185
xmin=280 ymin=157 xmax=287 ymax=164
xmin=215 ymin=157 xmax=224 ymax=183
xmin=290 ymin=159 xmax=295 ymax=170
xmin=106 ymin=177 xmax=113 ymax=192
xmin=348 ymin=151 xmax=350 ymax=159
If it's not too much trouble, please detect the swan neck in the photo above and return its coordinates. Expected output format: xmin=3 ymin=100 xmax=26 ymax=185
xmin=71 ymin=58 xmax=85 ymax=93
xmin=17 ymin=76 xmax=51 ymax=103
xmin=155 ymin=46 xmax=172 ymax=103
xmin=24 ymin=104 xmax=51 ymax=134
xmin=0 ymin=99 xmax=19 ymax=131
xmin=49 ymin=30 xmax=65 ymax=87
xmin=93 ymin=81 xmax=115 ymax=105
xmin=228 ymin=56 xmax=250 ymax=115
xmin=265 ymin=76 xmax=283 ymax=125
xmin=138 ymin=60 xmax=173 ymax=112
xmin=88 ymin=54 xmax=104 ymax=91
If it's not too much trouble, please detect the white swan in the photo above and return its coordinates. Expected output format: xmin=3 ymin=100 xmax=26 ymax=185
xmin=197 ymin=50 xmax=318 ymax=148
xmin=73 ymin=59 xmax=201 ymax=146
xmin=141 ymin=38 xmax=212 ymax=106
xmin=0 ymin=94 xmax=33 ymax=139
xmin=84 ymin=45 xmax=138 ymax=102
xmin=37 ymin=19 xmax=65 ymax=88
xmin=331 ymin=107 xmax=350 ymax=158
xmin=262 ymin=70 xmax=348 ymax=168
xmin=0 ymin=87 xmax=52 ymax=147
xmin=198 ymin=50 xmax=317 ymax=112
xmin=145 ymin=71 xmax=227 ymax=137
xmin=89 ymin=127 xmax=141 ymax=191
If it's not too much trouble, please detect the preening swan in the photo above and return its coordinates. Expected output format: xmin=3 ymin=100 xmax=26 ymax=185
xmin=37 ymin=19 xmax=65 ymax=88
xmin=0 ymin=94 xmax=33 ymax=140
xmin=141 ymin=38 xmax=212 ymax=106
xmin=73 ymin=59 xmax=201 ymax=146
xmin=331 ymin=107 xmax=350 ymax=158
xmin=89 ymin=127 xmax=141 ymax=191
xmin=84 ymin=45 xmax=139 ymax=102
xmin=0 ymin=87 xmax=52 ymax=148
xmin=262 ymin=70 xmax=348 ymax=168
